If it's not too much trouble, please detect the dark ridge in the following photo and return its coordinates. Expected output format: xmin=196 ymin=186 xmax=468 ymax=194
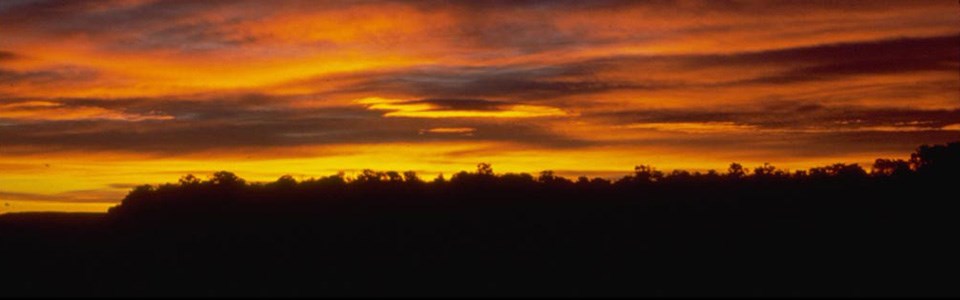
xmin=1 ymin=141 xmax=958 ymax=297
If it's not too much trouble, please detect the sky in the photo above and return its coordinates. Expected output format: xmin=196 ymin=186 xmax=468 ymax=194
xmin=1 ymin=0 xmax=958 ymax=213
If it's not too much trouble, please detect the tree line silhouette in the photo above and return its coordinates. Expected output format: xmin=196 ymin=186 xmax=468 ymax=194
xmin=1 ymin=141 xmax=958 ymax=297
xmin=110 ymin=142 xmax=958 ymax=218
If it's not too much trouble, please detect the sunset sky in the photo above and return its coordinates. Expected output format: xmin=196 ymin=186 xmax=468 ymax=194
xmin=1 ymin=0 xmax=958 ymax=213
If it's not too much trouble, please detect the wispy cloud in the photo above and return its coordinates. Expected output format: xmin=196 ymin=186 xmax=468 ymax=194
xmin=0 ymin=101 xmax=173 ymax=122
xmin=420 ymin=127 xmax=476 ymax=135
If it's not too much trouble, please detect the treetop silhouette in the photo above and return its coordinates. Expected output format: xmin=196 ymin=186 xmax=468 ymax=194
xmin=109 ymin=141 xmax=958 ymax=217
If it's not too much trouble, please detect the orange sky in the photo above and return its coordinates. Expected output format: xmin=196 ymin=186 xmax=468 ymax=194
xmin=1 ymin=0 xmax=959 ymax=213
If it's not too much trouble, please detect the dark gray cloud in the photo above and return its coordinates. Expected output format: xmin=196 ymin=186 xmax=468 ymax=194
xmin=593 ymin=104 xmax=960 ymax=132
xmin=1 ymin=0 xmax=227 ymax=30
xmin=552 ymin=124 xmax=959 ymax=164
xmin=302 ymin=34 xmax=957 ymax=104
xmin=308 ymin=65 xmax=668 ymax=102
xmin=407 ymin=98 xmax=517 ymax=111
xmin=0 ymin=0 xmax=270 ymax=52
xmin=725 ymin=35 xmax=960 ymax=84
xmin=407 ymin=0 xmax=953 ymax=56
xmin=2 ymin=0 xmax=954 ymax=57
xmin=113 ymin=20 xmax=261 ymax=52
xmin=0 ymin=50 xmax=17 ymax=61
xmin=571 ymin=34 xmax=960 ymax=85
xmin=707 ymin=34 xmax=958 ymax=65
xmin=0 ymin=66 xmax=99 ymax=85
xmin=0 ymin=95 xmax=589 ymax=155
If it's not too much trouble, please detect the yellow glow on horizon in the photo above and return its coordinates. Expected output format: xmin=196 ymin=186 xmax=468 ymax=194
xmin=0 ymin=201 xmax=115 ymax=215
xmin=0 ymin=141 xmax=912 ymax=214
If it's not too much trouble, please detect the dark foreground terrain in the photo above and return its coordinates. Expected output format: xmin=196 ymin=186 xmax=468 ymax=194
xmin=1 ymin=143 xmax=958 ymax=297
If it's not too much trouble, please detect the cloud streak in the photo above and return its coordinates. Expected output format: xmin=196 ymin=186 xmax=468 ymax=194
xmin=360 ymin=97 xmax=571 ymax=119
xmin=0 ymin=101 xmax=173 ymax=122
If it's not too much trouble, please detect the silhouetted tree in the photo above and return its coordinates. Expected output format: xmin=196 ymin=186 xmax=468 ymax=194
xmin=753 ymin=163 xmax=777 ymax=177
xmin=403 ymin=171 xmax=421 ymax=183
xmin=633 ymin=165 xmax=663 ymax=183
xmin=178 ymin=174 xmax=201 ymax=187
xmin=268 ymin=175 xmax=298 ymax=189
xmin=576 ymin=176 xmax=590 ymax=185
xmin=808 ymin=163 xmax=866 ymax=180
xmin=356 ymin=169 xmax=384 ymax=183
xmin=384 ymin=171 xmax=403 ymax=182
xmin=540 ymin=171 xmax=571 ymax=186
xmin=872 ymin=159 xmax=912 ymax=177
xmin=911 ymin=142 xmax=960 ymax=176
xmin=476 ymin=163 xmax=494 ymax=176
xmin=728 ymin=163 xmax=746 ymax=179
xmin=210 ymin=171 xmax=245 ymax=188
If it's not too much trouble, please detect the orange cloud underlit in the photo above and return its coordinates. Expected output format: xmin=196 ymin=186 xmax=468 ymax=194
xmin=359 ymin=97 xmax=571 ymax=119
xmin=420 ymin=127 xmax=476 ymax=135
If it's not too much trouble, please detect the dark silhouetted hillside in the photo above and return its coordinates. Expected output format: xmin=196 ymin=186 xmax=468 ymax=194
xmin=1 ymin=142 xmax=958 ymax=297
